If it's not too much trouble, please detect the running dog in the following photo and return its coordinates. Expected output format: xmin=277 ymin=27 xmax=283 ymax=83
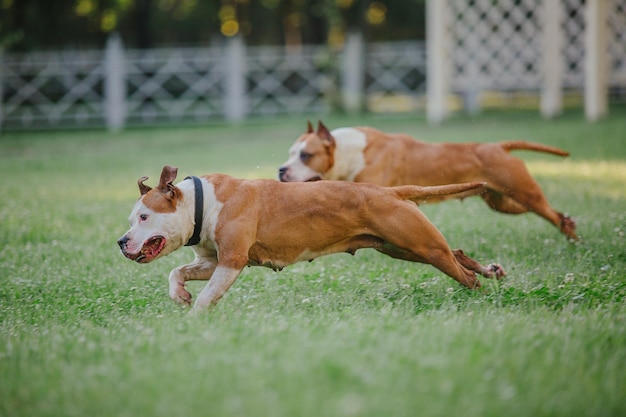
xmin=118 ymin=166 xmax=505 ymax=311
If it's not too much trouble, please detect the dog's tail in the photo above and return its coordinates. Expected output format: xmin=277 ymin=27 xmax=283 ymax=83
xmin=393 ymin=182 xmax=486 ymax=204
xmin=499 ymin=140 xmax=569 ymax=157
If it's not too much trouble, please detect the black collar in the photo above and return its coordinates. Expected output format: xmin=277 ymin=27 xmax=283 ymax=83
xmin=184 ymin=176 xmax=204 ymax=246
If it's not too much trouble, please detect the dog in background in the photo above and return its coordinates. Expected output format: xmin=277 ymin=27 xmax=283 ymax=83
xmin=279 ymin=121 xmax=576 ymax=240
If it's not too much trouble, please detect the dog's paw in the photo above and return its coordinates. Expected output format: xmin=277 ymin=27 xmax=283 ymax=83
xmin=487 ymin=263 xmax=506 ymax=279
xmin=561 ymin=215 xmax=578 ymax=241
xmin=170 ymin=287 xmax=193 ymax=306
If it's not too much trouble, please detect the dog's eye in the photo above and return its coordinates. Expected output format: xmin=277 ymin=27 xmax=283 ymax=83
xmin=300 ymin=151 xmax=312 ymax=162
xmin=139 ymin=214 xmax=148 ymax=221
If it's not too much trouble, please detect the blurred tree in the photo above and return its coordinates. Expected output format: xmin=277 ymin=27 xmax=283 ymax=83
xmin=131 ymin=0 xmax=153 ymax=48
xmin=0 ymin=0 xmax=426 ymax=51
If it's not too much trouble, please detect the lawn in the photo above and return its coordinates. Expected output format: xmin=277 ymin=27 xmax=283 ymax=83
xmin=1 ymin=109 xmax=625 ymax=417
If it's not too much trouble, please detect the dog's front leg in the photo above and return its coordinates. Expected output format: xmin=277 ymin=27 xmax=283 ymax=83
xmin=193 ymin=265 xmax=243 ymax=311
xmin=168 ymin=257 xmax=217 ymax=306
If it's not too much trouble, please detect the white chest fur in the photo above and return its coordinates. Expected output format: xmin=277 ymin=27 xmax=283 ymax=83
xmin=326 ymin=127 xmax=367 ymax=181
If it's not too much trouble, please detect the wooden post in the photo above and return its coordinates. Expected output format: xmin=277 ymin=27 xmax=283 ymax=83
xmin=224 ymin=36 xmax=247 ymax=121
xmin=541 ymin=0 xmax=563 ymax=119
xmin=340 ymin=31 xmax=365 ymax=113
xmin=427 ymin=0 xmax=450 ymax=124
xmin=104 ymin=33 xmax=126 ymax=131
xmin=585 ymin=0 xmax=609 ymax=121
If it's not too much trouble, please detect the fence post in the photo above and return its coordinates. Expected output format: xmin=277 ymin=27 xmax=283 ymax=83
xmin=541 ymin=0 xmax=563 ymax=119
xmin=104 ymin=33 xmax=126 ymax=131
xmin=427 ymin=0 xmax=450 ymax=124
xmin=585 ymin=0 xmax=609 ymax=121
xmin=224 ymin=36 xmax=247 ymax=121
xmin=340 ymin=31 xmax=365 ymax=113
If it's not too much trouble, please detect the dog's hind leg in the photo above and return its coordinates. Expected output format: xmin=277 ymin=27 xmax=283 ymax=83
xmin=451 ymin=249 xmax=505 ymax=279
xmin=480 ymin=189 xmax=529 ymax=214
xmin=376 ymin=244 xmax=481 ymax=289
xmin=369 ymin=201 xmax=503 ymax=289
xmin=480 ymin=156 xmax=577 ymax=240
xmin=481 ymin=186 xmax=577 ymax=240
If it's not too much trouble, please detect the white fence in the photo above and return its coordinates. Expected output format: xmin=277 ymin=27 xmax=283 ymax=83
xmin=428 ymin=0 xmax=626 ymax=122
xmin=1 ymin=0 xmax=625 ymax=130
xmin=1 ymin=49 xmax=106 ymax=129
xmin=0 ymin=36 xmax=426 ymax=130
xmin=450 ymin=0 xmax=626 ymax=94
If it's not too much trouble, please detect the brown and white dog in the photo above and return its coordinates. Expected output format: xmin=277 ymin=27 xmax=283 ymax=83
xmin=118 ymin=166 xmax=505 ymax=311
xmin=279 ymin=121 xmax=577 ymax=240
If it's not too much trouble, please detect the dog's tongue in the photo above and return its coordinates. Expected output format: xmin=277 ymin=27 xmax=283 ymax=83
xmin=143 ymin=237 xmax=165 ymax=259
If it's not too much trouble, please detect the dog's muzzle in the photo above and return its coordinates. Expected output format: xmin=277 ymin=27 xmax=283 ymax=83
xmin=117 ymin=235 xmax=130 ymax=258
xmin=117 ymin=235 xmax=129 ymax=250
xmin=278 ymin=166 xmax=288 ymax=182
xmin=117 ymin=235 xmax=138 ymax=261
xmin=278 ymin=166 xmax=321 ymax=182
xmin=118 ymin=234 xmax=165 ymax=263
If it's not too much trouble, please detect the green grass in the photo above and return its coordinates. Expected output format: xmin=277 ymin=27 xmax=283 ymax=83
xmin=1 ymin=108 xmax=625 ymax=417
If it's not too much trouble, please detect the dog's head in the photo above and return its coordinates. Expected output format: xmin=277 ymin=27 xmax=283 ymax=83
xmin=278 ymin=120 xmax=336 ymax=182
xmin=118 ymin=165 xmax=189 ymax=263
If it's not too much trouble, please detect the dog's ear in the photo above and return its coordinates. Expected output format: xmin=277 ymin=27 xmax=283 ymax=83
xmin=140 ymin=166 xmax=182 ymax=212
xmin=317 ymin=120 xmax=335 ymax=146
xmin=306 ymin=120 xmax=313 ymax=133
xmin=157 ymin=165 xmax=178 ymax=192
xmin=154 ymin=165 xmax=184 ymax=206
xmin=138 ymin=176 xmax=152 ymax=195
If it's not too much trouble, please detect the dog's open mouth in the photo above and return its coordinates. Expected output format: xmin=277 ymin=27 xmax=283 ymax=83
xmin=306 ymin=176 xmax=322 ymax=182
xmin=125 ymin=236 xmax=166 ymax=263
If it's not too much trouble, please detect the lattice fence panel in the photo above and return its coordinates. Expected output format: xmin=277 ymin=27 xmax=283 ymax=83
xmin=562 ymin=0 xmax=585 ymax=88
xmin=366 ymin=41 xmax=427 ymax=95
xmin=125 ymin=47 xmax=224 ymax=124
xmin=2 ymin=50 xmax=104 ymax=129
xmin=363 ymin=41 xmax=427 ymax=112
xmin=245 ymin=45 xmax=332 ymax=115
xmin=450 ymin=0 xmax=626 ymax=94
xmin=450 ymin=0 xmax=543 ymax=92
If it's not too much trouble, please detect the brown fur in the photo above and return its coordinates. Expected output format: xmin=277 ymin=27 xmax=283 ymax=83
xmin=119 ymin=166 xmax=505 ymax=310
xmin=280 ymin=122 xmax=577 ymax=240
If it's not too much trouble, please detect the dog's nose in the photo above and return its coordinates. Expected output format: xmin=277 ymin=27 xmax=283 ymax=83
xmin=278 ymin=166 xmax=288 ymax=181
xmin=117 ymin=235 xmax=129 ymax=249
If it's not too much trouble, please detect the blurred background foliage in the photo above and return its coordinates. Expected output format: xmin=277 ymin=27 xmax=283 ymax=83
xmin=0 ymin=0 xmax=426 ymax=51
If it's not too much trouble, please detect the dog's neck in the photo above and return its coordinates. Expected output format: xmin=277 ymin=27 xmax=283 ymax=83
xmin=172 ymin=179 xmax=206 ymax=249
xmin=323 ymin=128 xmax=367 ymax=181
xmin=183 ymin=176 xmax=204 ymax=246
xmin=176 ymin=176 xmax=223 ymax=251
